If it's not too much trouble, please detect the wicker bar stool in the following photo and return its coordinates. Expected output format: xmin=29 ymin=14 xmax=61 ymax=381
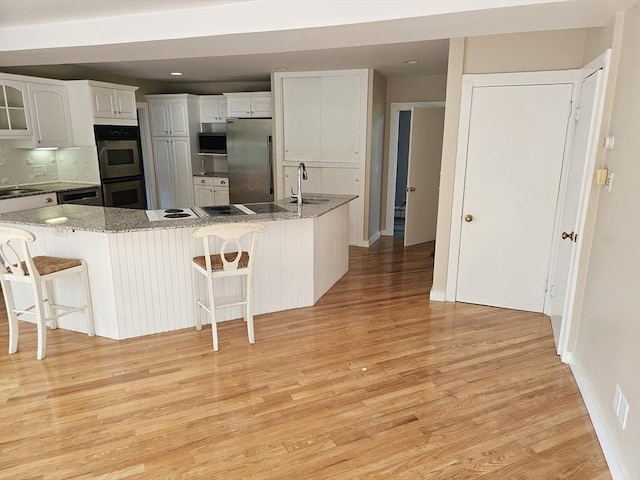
xmin=0 ymin=227 xmax=95 ymax=360
xmin=191 ymin=223 xmax=265 ymax=351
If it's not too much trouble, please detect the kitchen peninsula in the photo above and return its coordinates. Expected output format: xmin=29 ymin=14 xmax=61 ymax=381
xmin=0 ymin=196 xmax=354 ymax=340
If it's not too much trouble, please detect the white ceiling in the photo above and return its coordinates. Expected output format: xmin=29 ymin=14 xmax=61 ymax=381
xmin=0 ymin=0 xmax=635 ymax=87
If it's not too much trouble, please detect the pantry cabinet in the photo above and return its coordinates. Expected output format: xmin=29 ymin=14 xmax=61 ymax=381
xmin=275 ymin=69 xmax=370 ymax=246
xmin=148 ymin=97 xmax=193 ymax=136
xmin=224 ymin=92 xmax=272 ymax=118
xmin=153 ymin=138 xmax=193 ymax=209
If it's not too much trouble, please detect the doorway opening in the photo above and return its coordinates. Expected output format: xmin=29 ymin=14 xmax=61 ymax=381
xmin=384 ymin=101 xmax=446 ymax=247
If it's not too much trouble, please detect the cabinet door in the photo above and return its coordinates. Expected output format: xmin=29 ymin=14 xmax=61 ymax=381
xmin=168 ymin=99 xmax=189 ymax=135
xmin=92 ymin=86 xmax=116 ymax=118
xmin=250 ymin=94 xmax=272 ymax=117
xmin=214 ymin=188 xmax=229 ymax=205
xmin=149 ymin=100 xmax=170 ymax=136
xmin=0 ymin=80 xmax=31 ymax=136
xmin=194 ymin=184 xmax=215 ymax=206
xmin=28 ymin=82 xmax=73 ymax=147
xmin=321 ymin=76 xmax=362 ymax=163
xmin=115 ymin=90 xmax=137 ymax=119
xmin=200 ymin=96 xmax=226 ymax=123
xmin=171 ymin=138 xmax=193 ymax=207
xmin=282 ymin=77 xmax=321 ymax=162
xmin=0 ymin=193 xmax=57 ymax=214
xmin=226 ymin=96 xmax=251 ymax=118
xmin=153 ymin=138 xmax=174 ymax=208
xmin=322 ymin=167 xmax=361 ymax=244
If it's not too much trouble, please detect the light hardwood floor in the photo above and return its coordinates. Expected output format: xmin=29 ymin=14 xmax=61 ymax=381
xmin=0 ymin=237 xmax=610 ymax=479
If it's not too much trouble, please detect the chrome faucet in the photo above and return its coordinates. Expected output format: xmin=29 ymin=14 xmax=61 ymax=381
xmin=291 ymin=162 xmax=308 ymax=207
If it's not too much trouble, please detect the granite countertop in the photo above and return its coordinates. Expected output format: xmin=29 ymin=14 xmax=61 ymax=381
xmin=0 ymin=194 xmax=357 ymax=233
xmin=0 ymin=182 xmax=99 ymax=199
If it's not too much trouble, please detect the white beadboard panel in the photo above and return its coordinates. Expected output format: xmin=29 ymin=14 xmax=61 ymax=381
xmin=1 ymin=210 xmax=349 ymax=340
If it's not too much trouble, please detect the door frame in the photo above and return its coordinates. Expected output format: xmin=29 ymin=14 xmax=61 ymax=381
xmin=383 ymin=101 xmax=445 ymax=236
xmin=445 ymin=70 xmax=580 ymax=302
xmin=547 ymin=51 xmax=611 ymax=360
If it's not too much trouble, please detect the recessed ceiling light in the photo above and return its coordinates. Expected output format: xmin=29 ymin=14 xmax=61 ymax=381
xmin=274 ymin=67 xmax=289 ymax=71
xmin=403 ymin=60 xmax=420 ymax=64
xmin=170 ymin=72 xmax=183 ymax=76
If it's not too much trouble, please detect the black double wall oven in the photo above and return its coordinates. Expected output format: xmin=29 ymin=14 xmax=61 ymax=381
xmin=95 ymin=125 xmax=147 ymax=209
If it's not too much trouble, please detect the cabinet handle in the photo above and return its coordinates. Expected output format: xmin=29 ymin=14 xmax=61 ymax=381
xmin=355 ymin=151 xmax=359 ymax=154
xmin=45 ymin=197 xmax=53 ymax=203
xmin=201 ymin=179 xmax=206 ymax=184
xmin=220 ymin=180 xmax=226 ymax=185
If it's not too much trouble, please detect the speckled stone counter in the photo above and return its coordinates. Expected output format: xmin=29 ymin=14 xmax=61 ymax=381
xmin=0 ymin=194 xmax=355 ymax=233
xmin=0 ymin=195 xmax=354 ymax=342
xmin=0 ymin=181 xmax=99 ymax=199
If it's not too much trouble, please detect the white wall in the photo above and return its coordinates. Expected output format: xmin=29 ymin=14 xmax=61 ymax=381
xmin=571 ymin=4 xmax=639 ymax=478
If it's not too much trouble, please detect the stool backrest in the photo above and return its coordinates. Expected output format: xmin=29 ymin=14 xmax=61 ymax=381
xmin=192 ymin=223 xmax=266 ymax=272
xmin=0 ymin=227 xmax=37 ymax=278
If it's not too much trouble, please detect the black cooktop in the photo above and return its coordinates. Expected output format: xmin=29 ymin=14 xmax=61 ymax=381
xmin=201 ymin=205 xmax=246 ymax=217
xmin=243 ymin=203 xmax=288 ymax=214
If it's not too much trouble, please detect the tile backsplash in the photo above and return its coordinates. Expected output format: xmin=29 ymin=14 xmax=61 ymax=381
xmin=0 ymin=141 xmax=99 ymax=185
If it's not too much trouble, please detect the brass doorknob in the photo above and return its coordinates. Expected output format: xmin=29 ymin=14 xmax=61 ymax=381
xmin=464 ymin=214 xmax=473 ymax=222
xmin=406 ymin=187 xmax=416 ymax=192
xmin=562 ymin=231 xmax=576 ymax=241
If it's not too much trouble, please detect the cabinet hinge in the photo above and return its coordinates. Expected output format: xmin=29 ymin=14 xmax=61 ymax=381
xmin=573 ymin=107 xmax=581 ymax=122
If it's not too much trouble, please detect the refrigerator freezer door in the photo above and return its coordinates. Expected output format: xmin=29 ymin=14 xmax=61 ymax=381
xmin=226 ymin=118 xmax=274 ymax=204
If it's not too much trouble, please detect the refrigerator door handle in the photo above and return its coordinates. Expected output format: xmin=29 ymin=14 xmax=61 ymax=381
xmin=267 ymin=135 xmax=274 ymax=195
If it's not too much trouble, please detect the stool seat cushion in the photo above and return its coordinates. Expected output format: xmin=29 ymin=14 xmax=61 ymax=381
xmin=7 ymin=256 xmax=82 ymax=276
xmin=193 ymin=252 xmax=249 ymax=271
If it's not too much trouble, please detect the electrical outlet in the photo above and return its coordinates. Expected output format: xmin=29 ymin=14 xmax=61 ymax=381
xmin=34 ymin=166 xmax=46 ymax=176
xmin=1 ymin=178 xmax=8 ymax=185
xmin=0 ymin=158 xmax=7 ymax=167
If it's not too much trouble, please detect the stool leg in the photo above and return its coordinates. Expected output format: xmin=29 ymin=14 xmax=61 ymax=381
xmin=42 ymin=280 xmax=56 ymax=330
xmin=1 ymin=280 xmax=19 ymax=354
xmin=80 ymin=263 xmax=95 ymax=337
xmin=192 ymin=265 xmax=202 ymax=331
xmin=32 ymin=282 xmax=47 ymax=360
xmin=206 ymin=275 xmax=219 ymax=351
xmin=246 ymin=275 xmax=255 ymax=345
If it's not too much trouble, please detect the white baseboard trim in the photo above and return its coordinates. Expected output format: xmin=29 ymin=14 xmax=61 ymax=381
xmin=569 ymin=356 xmax=626 ymax=480
xmin=429 ymin=289 xmax=445 ymax=301
xmin=368 ymin=231 xmax=381 ymax=246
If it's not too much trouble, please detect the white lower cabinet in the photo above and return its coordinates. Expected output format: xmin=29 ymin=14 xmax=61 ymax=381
xmin=0 ymin=193 xmax=58 ymax=214
xmin=153 ymin=138 xmax=193 ymax=208
xmin=193 ymin=176 xmax=229 ymax=206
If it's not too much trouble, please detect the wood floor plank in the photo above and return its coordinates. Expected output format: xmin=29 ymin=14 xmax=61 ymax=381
xmin=0 ymin=237 xmax=610 ymax=479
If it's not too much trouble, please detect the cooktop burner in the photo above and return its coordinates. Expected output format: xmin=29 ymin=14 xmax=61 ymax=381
xmin=200 ymin=205 xmax=247 ymax=217
xmin=145 ymin=208 xmax=200 ymax=221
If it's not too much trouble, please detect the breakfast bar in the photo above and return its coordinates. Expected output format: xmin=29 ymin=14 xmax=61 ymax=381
xmin=0 ymin=195 xmax=354 ymax=340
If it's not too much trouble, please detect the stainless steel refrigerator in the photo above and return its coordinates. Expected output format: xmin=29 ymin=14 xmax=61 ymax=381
xmin=226 ymin=118 xmax=274 ymax=204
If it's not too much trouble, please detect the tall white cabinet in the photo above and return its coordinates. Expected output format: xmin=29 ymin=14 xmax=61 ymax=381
xmin=274 ymin=70 xmax=369 ymax=246
xmin=146 ymin=94 xmax=199 ymax=208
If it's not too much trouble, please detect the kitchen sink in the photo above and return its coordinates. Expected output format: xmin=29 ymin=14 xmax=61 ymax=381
xmin=289 ymin=198 xmax=330 ymax=205
xmin=0 ymin=188 xmax=42 ymax=197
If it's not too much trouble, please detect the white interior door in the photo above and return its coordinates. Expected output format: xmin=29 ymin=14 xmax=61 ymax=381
xmin=549 ymin=68 xmax=605 ymax=349
xmin=404 ymin=107 xmax=445 ymax=247
xmin=456 ymin=83 xmax=573 ymax=312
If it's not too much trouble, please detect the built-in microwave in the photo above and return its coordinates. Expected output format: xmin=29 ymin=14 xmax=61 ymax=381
xmin=198 ymin=133 xmax=227 ymax=154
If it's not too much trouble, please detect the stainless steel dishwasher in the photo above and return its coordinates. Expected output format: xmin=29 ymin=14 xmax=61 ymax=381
xmin=56 ymin=187 xmax=103 ymax=206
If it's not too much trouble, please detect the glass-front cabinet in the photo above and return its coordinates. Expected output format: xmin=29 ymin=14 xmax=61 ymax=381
xmin=0 ymin=80 xmax=31 ymax=137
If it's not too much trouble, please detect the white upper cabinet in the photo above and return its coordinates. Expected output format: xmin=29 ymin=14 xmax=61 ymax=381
xmin=91 ymin=85 xmax=137 ymax=121
xmin=26 ymin=82 xmax=73 ymax=148
xmin=224 ymin=92 xmax=272 ymax=118
xmin=148 ymin=97 xmax=191 ymax=136
xmin=280 ymin=74 xmax=364 ymax=163
xmin=0 ymin=78 xmax=31 ymax=138
xmin=199 ymin=95 xmax=227 ymax=123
